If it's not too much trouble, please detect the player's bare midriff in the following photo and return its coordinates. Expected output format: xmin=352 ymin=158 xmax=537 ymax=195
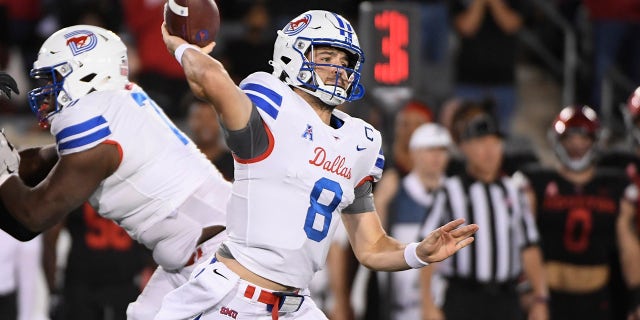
xmin=198 ymin=225 xmax=226 ymax=246
xmin=215 ymin=253 xmax=299 ymax=292
xmin=545 ymin=260 xmax=609 ymax=293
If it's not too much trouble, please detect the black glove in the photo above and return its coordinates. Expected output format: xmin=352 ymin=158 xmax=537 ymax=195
xmin=0 ymin=71 xmax=19 ymax=99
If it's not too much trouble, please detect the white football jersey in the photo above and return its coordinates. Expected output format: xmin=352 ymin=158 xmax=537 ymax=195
xmin=49 ymin=84 xmax=228 ymax=247
xmin=225 ymin=72 xmax=384 ymax=288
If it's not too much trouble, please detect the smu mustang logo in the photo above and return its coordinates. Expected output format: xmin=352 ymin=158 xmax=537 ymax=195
xmin=284 ymin=14 xmax=311 ymax=36
xmin=65 ymin=30 xmax=98 ymax=56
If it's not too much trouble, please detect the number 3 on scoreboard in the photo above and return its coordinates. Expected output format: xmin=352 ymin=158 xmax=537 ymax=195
xmin=304 ymin=178 xmax=343 ymax=242
xmin=373 ymin=10 xmax=409 ymax=85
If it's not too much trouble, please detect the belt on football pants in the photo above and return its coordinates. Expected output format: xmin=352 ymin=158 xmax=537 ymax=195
xmin=243 ymin=283 xmax=304 ymax=320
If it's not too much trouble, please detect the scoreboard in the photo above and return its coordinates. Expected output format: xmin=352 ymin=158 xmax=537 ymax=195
xmin=358 ymin=2 xmax=421 ymax=109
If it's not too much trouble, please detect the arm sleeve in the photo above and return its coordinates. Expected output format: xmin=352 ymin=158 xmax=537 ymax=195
xmin=342 ymin=180 xmax=376 ymax=214
xmin=221 ymin=104 xmax=270 ymax=160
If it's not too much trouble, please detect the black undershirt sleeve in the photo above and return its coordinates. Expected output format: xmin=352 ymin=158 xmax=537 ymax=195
xmin=221 ymin=104 xmax=270 ymax=160
xmin=343 ymin=180 xmax=376 ymax=214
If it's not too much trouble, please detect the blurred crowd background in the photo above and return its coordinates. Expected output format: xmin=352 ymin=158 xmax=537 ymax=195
xmin=0 ymin=0 xmax=638 ymax=319
xmin=0 ymin=0 xmax=638 ymax=163
xmin=0 ymin=0 xmax=640 ymax=164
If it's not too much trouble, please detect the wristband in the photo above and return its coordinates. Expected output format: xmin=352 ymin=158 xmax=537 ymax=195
xmin=404 ymin=242 xmax=429 ymax=269
xmin=174 ymin=43 xmax=198 ymax=66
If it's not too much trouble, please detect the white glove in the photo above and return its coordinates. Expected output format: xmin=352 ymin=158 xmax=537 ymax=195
xmin=0 ymin=129 xmax=20 ymax=186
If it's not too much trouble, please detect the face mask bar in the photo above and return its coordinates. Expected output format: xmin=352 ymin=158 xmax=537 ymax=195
xmin=28 ymin=62 xmax=72 ymax=126
xmin=293 ymin=37 xmax=364 ymax=104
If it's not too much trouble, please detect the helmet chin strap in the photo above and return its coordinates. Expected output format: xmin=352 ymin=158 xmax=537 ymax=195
xmin=318 ymin=85 xmax=347 ymax=106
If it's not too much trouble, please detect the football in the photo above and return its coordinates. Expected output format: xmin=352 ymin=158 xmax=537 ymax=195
xmin=165 ymin=0 xmax=220 ymax=47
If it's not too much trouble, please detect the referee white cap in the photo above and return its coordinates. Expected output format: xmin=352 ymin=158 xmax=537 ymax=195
xmin=409 ymin=123 xmax=452 ymax=150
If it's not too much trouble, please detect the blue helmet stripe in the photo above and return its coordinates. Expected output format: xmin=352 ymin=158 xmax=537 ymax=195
xmin=332 ymin=13 xmax=346 ymax=37
xmin=344 ymin=17 xmax=353 ymax=43
xmin=56 ymin=116 xmax=107 ymax=142
xmin=58 ymin=127 xmax=111 ymax=151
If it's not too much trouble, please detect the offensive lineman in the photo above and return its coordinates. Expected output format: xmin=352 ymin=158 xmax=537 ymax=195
xmin=156 ymin=10 xmax=479 ymax=319
xmin=0 ymin=25 xmax=231 ymax=319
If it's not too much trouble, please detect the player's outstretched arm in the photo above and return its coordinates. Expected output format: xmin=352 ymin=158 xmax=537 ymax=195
xmin=342 ymin=211 xmax=477 ymax=271
xmin=0 ymin=141 xmax=119 ymax=238
xmin=160 ymin=24 xmax=253 ymax=131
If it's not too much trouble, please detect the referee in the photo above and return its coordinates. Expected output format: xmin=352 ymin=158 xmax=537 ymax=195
xmin=419 ymin=102 xmax=549 ymax=320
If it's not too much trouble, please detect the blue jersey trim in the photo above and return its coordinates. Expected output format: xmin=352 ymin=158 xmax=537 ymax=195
xmin=55 ymin=116 xmax=107 ymax=142
xmin=330 ymin=114 xmax=344 ymax=129
xmin=241 ymin=83 xmax=283 ymax=107
xmin=58 ymin=127 xmax=111 ymax=151
xmin=375 ymin=157 xmax=385 ymax=170
xmin=246 ymin=93 xmax=279 ymax=119
xmin=130 ymin=92 xmax=146 ymax=106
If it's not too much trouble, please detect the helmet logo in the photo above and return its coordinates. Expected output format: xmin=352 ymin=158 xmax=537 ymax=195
xmin=64 ymin=30 xmax=98 ymax=56
xmin=284 ymin=14 xmax=311 ymax=36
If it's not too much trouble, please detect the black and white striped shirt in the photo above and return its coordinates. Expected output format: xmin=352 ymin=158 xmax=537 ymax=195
xmin=419 ymin=172 xmax=539 ymax=283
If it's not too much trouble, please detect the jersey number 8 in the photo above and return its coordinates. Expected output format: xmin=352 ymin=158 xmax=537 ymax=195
xmin=304 ymin=178 xmax=343 ymax=242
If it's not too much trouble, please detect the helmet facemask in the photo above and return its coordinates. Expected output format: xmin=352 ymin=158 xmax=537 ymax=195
xmin=549 ymin=105 xmax=600 ymax=172
xmin=551 ymin=130 xmax=597 ymax=172
xmin=295 ymin=40 xmax=363 ymax=106
xmin=28 ymin=62 xmax=76 ymax=127
xmin=271 ymin=11 xmax=365 ymax=106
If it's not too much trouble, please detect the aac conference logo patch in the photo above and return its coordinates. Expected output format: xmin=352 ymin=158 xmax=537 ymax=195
xmin=64 ymin=30 xmax=98 ymax=56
